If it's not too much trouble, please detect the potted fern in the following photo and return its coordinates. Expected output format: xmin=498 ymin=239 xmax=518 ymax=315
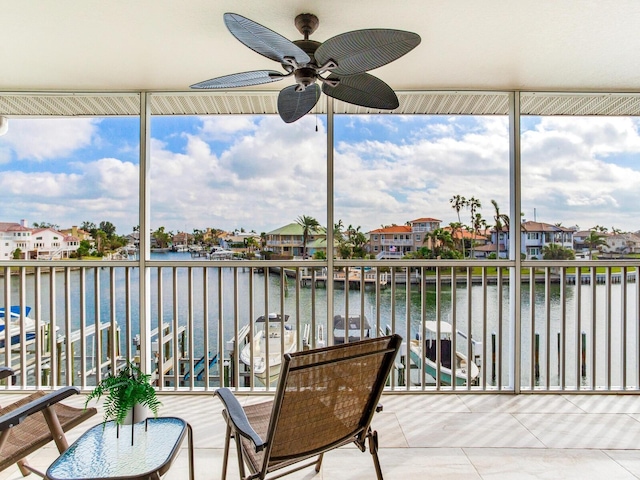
xmin=85 ymin=361 xmax=161 ymax=443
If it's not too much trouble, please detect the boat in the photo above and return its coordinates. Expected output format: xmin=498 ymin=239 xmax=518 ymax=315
xmin=239 ymin=313 xmax=296 ymax=382
xmin=208 ymin=246 xmax=234 ymax=260
xmin=409 ymin=321 xmax=479 ymax=386
xmin=333 ymin=314 xmax=371 ymax=344
xmin=0 ymin=306 xmax=36 ymax=347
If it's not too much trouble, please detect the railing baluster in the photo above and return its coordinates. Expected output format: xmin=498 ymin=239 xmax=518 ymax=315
xmin=575 ymin=264 xmax=582 ymax=391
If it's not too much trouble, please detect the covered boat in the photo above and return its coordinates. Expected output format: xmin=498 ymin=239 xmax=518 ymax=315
xmin=333 ymin=314 xmax=371 ymax=344
xmin=409 ymin=320 xmax=479 ymax=386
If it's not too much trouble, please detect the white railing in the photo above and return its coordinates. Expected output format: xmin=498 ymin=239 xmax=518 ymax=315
xmin=0 ymin=258 xmax=639 ymax=394
xmin=380 ymin=239 xmax=413 ymax=246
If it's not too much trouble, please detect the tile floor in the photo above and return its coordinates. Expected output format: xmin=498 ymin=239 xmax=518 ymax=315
xmin=2 ymin=392 xmax=640 ymax=479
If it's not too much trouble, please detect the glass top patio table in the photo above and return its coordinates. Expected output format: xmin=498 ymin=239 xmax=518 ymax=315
xmin=46 ymin=417 xmax=193 ymax=480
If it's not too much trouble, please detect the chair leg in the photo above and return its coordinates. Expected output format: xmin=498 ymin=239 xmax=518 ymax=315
xmin=17 ymin=459 xmax=31 ymax=477
xmin=234 ymin=431 xmax=247 ymax=479
xmin=314 ymin=453 xmax=324 ymax=473
xmin=222 ymin=424 xmax=232 ymax=480
xmin=368 ymin=430 xmax=384 ymax=480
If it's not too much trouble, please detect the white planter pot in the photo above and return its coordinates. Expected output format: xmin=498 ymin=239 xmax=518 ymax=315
xmin=123 ymin=404 xmax=149 ymax=424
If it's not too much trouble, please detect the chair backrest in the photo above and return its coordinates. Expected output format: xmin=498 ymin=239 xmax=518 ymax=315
xmin=264 ymin=334 xmax=401 ymax=464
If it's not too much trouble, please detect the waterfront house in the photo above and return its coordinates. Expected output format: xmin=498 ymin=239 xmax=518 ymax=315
xmin=31 ymin=227 xmax=80 ymax=260
xmin=490 ymin=221 xmax=575 ymax=260
xmin=602 ymin=232 xmax=640 ymax=255
xmin=59 ymin=226 xmax=92 ymax=243
xmin=171 ymin=231 xmax=193 ymax=250
xmin=573 ymin=229 xmax=595 ymax=253
xmin=0 ymin=221 xmax=32 ymax=259
xmin=368 ymin=218 xmax=441 ymax=259
xmin=521 ymin=221 xmax=574 ymax=259
xmin=0 ymin=220 xmax=80 ymax=260
xmin=266 ymin=222 xmax=326 ymax=258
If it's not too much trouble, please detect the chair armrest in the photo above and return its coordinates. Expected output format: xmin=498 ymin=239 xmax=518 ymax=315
xmin=215 ymin=388 xmax=265 ymax=452
xmin=0 ymin=367 xmax=14 ymax=381
xmin=0 ymin=386 xmax=81 ymax=431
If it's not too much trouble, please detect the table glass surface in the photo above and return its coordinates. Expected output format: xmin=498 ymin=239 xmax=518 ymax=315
xmin=47 ymin=417 xmax=186 ymax=480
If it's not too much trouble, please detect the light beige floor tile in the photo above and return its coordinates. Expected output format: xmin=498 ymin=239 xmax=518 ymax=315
xmin=515 ymin=413 xmax=640 ymax=449
xmin=460 ymin=394 xmax=584 ymax=414
xmin=380 ymin=393 xmax=471 ymax=413
xmin=565 ymin=394 xmax=640 ymax=414
xmin=465 ymin=447 xmax=638 ymax=480
xmin=371 ymin=412 xmax=409 ymax=448
xmin=397 ymin=411 xmax=545 ymax=448
xmin=604 ymin=449 xmax=640 ymax=477
xmin=322 ymin=447 xmax=481 ymax=480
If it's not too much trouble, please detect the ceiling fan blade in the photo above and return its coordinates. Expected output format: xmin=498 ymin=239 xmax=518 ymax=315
xmin=224 ymin=13 xmax=310 ymax=65
xmin=190 ymin=70 xmax=285 ymax=89
xmin=277 ymin=84 xmax=321 ymax=123
xmin=315 ymin=29 xmax=421 ymax=76
xmin=322 ymin=73 xmax=399 ymax=110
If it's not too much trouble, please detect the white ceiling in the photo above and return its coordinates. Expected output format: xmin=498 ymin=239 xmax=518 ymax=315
xmin=2 ymin=1 xmax=640 ymax=116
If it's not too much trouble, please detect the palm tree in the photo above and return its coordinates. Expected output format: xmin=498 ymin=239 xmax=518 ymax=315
xmin=543 ymin=243 xmax=575 ymax=260
xmin=352 ymin=231 xmax=368 ymax=258
xmin=296 ymin=215 xmax=321 ymax=259
xmin=448 ymin=222 xmax=464 ymax=253
xmin=584 ymin=230 xmax=607 ymax=258
xmin=245 ymin=236 xmax=258 ymax=254
xmin=471 ymin=213 xmax=487 ymax=258
xmin=491 ymin=199 xmax=509 ymax=259
xmin=426 ymin=228 xmax=455 ymax=258
xmin=467 ymin=196 xmax=482 ymax=257
xmin=449 ymin=195 xmax=467 ymax=256
xmin=333 ymin=220 xmax=344 ymax=243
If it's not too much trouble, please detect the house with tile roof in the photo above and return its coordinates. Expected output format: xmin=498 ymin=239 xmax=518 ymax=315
xmin=0 ymin=220 xmax=80 ymax=260
xmin=368 ymin=217 xmax=441 ymax=259
xmin=0 ymin=220 xmax=32 ymax=259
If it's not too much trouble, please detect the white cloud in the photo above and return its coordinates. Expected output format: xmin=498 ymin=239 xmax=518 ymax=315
xmin=1 ymin=118 xmax=99 ymax=160
xmin=0 ymin=156 xmax=138 ymax=230
xmin=520 ymin=117 xmax=640 ymax=230
xmin=198 ymin=115 xmax=257 ymax=142
xmin=148 ymin=116 xmax=328 ymax=233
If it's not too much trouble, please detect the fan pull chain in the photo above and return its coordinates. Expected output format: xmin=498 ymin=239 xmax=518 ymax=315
xmin=315 ymin=87 xmax=319 ymax=131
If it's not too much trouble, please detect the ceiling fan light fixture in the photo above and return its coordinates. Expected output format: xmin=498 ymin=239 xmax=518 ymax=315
xmin=0 ymin=117 xmax=8 ymax=136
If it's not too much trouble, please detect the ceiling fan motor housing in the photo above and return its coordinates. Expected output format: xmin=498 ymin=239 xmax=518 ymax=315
xmin=294 ymin=67 xmax=317 ymax=90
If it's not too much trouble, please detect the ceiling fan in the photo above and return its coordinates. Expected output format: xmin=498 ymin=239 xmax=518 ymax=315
xmin=190 ymin=13 xmax=421 ymax=123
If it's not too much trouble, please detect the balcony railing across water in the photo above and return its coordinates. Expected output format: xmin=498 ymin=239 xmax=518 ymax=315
xmin=0 ymin=259 xmax=638 ymax=394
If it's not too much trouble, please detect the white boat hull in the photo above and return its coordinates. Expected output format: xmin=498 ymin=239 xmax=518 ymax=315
xmin=0 ymin=307 xmax=36 ymax=348
xmin=409 ymin=338 xmax=479 ymax=386
xmin=239 ymin=328 xmax=296 ymax=381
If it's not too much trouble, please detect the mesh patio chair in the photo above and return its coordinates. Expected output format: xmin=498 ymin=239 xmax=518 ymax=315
xmin=0 ymin=367 xmax=97 ymax=477
xmin=215 ymin=334 xmax=402 ymax=480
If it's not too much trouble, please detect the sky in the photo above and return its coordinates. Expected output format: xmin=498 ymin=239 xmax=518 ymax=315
xmin=1 ymin=113 xmax=639 ymax=236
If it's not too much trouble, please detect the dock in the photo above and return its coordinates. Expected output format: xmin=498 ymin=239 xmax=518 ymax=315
xmin=300 ymin=268 xmax=388 ymax=289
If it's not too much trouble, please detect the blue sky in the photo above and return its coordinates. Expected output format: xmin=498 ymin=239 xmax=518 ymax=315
xmin=1 ymin=114 xmax=639 ymax=236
